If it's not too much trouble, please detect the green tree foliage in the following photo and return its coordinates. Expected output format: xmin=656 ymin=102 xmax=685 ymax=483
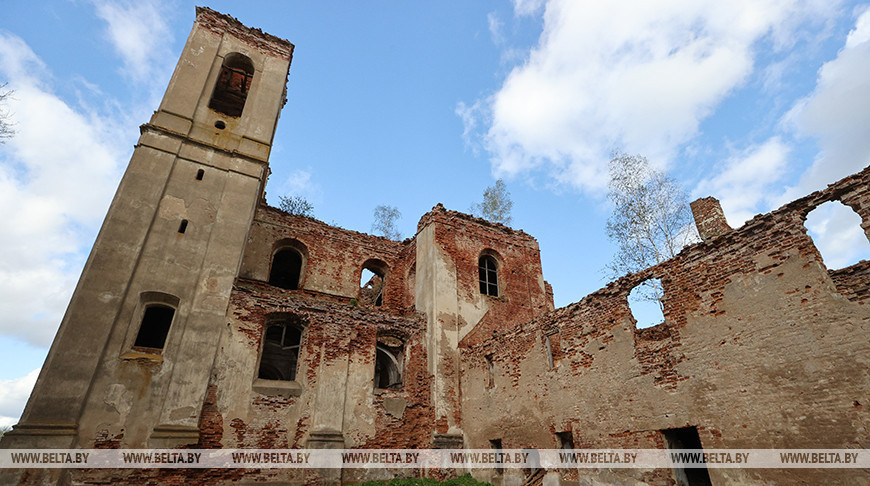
xmin=470 ymin=178 xmax=513 ymax=225
xmin=605 ymin=152 xmax=697 ymax=305
xmin=372 ymin=205 xmax=402 ymax=240
xmin=278 ymin=195 xmax=314 ymax=217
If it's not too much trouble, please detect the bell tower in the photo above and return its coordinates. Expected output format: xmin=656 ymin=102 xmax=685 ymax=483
xmin=2 ymin=8 xmax=293 ymax=448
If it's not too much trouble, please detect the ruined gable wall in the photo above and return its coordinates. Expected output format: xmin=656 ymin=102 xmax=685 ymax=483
xmin=239 ymin=205 xmax=415 ymax=313
xmin=460 ymin=167 xmax=870 ymax=485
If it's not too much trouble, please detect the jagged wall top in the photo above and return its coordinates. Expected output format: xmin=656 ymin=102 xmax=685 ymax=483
xmin=195 ymin=7 xmax=294 ymax=59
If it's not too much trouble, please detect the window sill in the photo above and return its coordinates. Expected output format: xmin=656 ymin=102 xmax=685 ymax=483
xmin=252 ymin=378 xmax=303 ymax=397
xmin=120 ymin=350 xmax=164 ymax=363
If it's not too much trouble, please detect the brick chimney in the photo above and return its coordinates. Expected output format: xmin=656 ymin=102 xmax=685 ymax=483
xmin=690 ymin=197 xmax=732 ymax=241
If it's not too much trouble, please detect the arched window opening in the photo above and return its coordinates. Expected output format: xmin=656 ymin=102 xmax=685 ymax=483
xmin=805 ymin=201 xmax=870 ymax=270
xmin=208 ymin=53 xmax=254 ymax=118
xmin=269 ymin=248 xmax=303 ymax=290
xmin=133 ymin=304 xmax=175 ymax=351
xmin=628 ymin=278 xmax=665 ymax=329
xmin=258 ymin=316 xmax=304 ymax=382
xmin=479 ymin=254 xmax=499 ymax=296
xmin=373 ymin=335 xmax=403 ymax=390
xmin=359 ymin=259 xmax=389 ymax=307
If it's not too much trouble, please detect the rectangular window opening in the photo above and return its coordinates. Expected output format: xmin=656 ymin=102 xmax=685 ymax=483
xmin=133 ymin=305 xmax=175 ymax=351
xmin=374 ymin=336 xmax=404 ymax=390
xmin=195 ymin=169 xmax=204 ymax=181
xmin=661 ymin=426 xmax=712 ymax=486
xmin=485 ymin=354 xmax=494 ymax=388
xmin=258 ymin=316 xmax=305 ymax=382
xmin=178 ymin=219 xmax=188 ymax=234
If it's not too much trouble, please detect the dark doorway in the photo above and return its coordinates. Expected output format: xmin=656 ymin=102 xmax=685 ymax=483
xmin=662 ymin=426 xmax=712 ymax=486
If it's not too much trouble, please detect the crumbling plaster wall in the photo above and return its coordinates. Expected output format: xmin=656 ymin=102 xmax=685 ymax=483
xmin=460 ymin=167 xmax=870 ymax=485
xmin=214 ymin=279 xmax=430 ymax=446
xmin=416 ymin=204 xmax=553 ymax=436
xmin=73 ymin=280 xmax=432 ymax=486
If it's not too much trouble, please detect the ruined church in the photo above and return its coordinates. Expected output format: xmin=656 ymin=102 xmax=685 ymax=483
xmin=2 ymin=8 xmax=869 ymax=486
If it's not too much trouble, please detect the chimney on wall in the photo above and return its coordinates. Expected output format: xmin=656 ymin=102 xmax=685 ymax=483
xmin=690 ymin=197 xmax=732 ymax=241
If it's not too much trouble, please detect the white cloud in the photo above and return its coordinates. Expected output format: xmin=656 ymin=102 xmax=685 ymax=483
xmin=805 ymin=201 xmax=870 ymax=269
xmin=91 ymin=0 xmax=174 ymax=87
xmin=462 ymin=0 xmax=842 ymax=193
xmin=512 ymin=0 xmax=546 ymax=17
xmin=0 ymin=33 xmax=130 ymax=346
xmin=781 ymin=6 xmax=870 ymax=199
xmin=694 ymin=137 xmax=790 ymax=227
xmin=0 ymin=368 xmax=40 ymax=427
xmin=275 ymin=169 xmax=323 ymax=206
xmin=488 ymin=12 xmax=505 ymax=46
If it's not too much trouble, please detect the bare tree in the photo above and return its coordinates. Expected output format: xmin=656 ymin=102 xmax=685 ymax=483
xmin=278 ymin=195 xmax=314 ymax=217
xmin=372 ymin=205 xmax=401 ymax=240
xmin=605 ymin=153 xmax=697 ymax=306
xmin=470 ymin=178 xmax=513 ymax=225
xmin=0 ymin=83 xmax=14 ymax=144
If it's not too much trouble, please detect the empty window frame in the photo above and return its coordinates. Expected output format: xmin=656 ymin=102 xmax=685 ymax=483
xmin=485 ymin=354 xmax=494 ymax=388
xmin=374 ymin=335 xmax=404 ymax=389
xmin=661 ymin=426 xmax=712 ymax=486
xmin=208 ymin=52 xmax=255 ymax=118
xmin=628 ymin=278 xmax=665 ymax=329
xmin=258 ymin=317 xmax=304 ymax=382
xmin=131 ymin=292 xmax=180 ymax=353
xmin=133 ymin=305 xmax=175 ymax=351
xmin=359 ymin=259 xmax=389 ymax=307
xmin=804 ymin=201 xmax=870 ymax=270
xmin=269 ymin=247 xmax=303 ymax=290
xmin=479 ymin=254 xmax=499 ymax=296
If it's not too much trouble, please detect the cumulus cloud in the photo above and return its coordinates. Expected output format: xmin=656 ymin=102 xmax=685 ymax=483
xmin=694 ymin=137 xmax=790 ymax=227
xmin=91 ymin=0 xmax=175 ymax=88
xmin=462 ymin=0 xmax=841 ymax=192
xmin=781 ymin=6 xmax=870 ymax=199
xmin=0 ymin=368 xmax=39 ymax=427
xmin=0 ymin=33 xmax=129 ymax=346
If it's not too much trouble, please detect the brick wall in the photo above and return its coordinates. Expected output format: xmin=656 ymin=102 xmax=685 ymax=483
xmin=460 ymin=166 xmax=870 ymax=485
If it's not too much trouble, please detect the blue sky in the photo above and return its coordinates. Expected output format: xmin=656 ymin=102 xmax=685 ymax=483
xmin=2 ymin=0 xmax=870 ymax=426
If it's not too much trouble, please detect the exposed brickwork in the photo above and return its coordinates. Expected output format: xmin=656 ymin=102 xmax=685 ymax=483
xmin=197 ymin=384 xmax=223 ymax=448
xmin=195 ymin=7 xmax=294 ymax=59
xmin=828 ymin=259 xmax=870 ymax=304
xmin=222 ymin=278 xmax=431 ymax=452
xmin=240 ymin=207 xmax=416 ymax=315
xmin=690 ymin=196 xmax=732 ymax=241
